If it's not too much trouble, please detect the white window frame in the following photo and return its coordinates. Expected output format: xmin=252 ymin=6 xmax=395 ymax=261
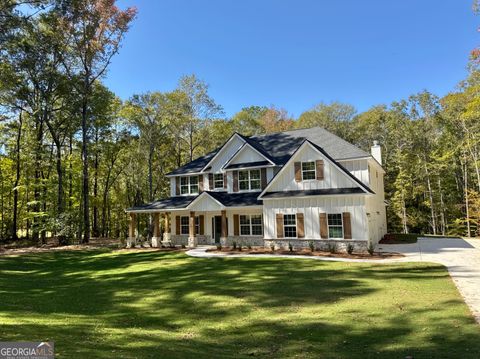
xmin=283 ymin=214 xmax=297 ymax=238
xmin=301 ymin=161 xmax=316 ymax=181
xmin=239 ymin=214 xmax=263 ymax=236
xmin=180 ymin=216 xmax=199 ymax=235
xmin=239 ymin=169 xmax=261 ymax=191
xmin=180 ymin=176 xmax=199 ymax=195
xmin=213 ymin=173 xmax=224 ymax=189
xmin=327 ymin=213 xmax=344 ymax=239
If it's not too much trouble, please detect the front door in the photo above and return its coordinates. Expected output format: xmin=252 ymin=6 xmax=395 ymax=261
xmin=212 ymin=216 xmax=227 ymax=243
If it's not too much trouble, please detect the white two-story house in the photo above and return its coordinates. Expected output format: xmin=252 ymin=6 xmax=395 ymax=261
xmin=126 ymin=127 xmax=387 ymax=251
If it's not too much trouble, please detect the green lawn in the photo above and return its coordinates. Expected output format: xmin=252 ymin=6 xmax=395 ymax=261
xmin=0 ymin=250 xmax=479 ymax=358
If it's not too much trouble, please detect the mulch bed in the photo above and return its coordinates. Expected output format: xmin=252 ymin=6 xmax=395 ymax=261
xmin=206 ymin=247 xmax=403 ymax=260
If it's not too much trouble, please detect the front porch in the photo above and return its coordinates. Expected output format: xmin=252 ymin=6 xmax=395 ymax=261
xmin=127 ymin=209 xmax=264 ymax=248
xmin=126 ymin=191 xmax=264 ymax=248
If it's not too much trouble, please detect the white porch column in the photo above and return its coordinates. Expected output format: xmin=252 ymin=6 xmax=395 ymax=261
xmin=188 ymin=211 xmax=197 ymax=248
xmin=220 ymin=209 xmax=227 ymax=246
xmin=162 ymin=212 xmax=172 ymax=246
xmin=127 ymin=213 xmax=137 ymax=248
xmin=151 ymin=213 xmax=161 ymax=247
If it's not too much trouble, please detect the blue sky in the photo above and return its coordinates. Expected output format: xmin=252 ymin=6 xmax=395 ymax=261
xmin=106 ymin=0 xmax=478 ymax=117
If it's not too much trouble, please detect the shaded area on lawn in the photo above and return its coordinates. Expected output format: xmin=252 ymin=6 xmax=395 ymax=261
xmin=0 ymin=250 xmax=479 ymax=358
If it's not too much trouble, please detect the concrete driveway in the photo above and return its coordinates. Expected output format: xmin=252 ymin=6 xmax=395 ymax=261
xmin=378 ymin=237 xmax=480 ymax=323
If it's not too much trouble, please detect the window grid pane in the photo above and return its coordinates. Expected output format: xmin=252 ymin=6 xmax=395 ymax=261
xmin=214 ymin=174 xmax=224 ymax=188
xmin=251 ymin=215 xmax=262 ymax=224
xmin=250 ymin=170 xmax=260 ymax=179
xmin=181 ymin=216 xmax=189 ymax=235
xmin=250 ymin=179 xmax=261 ymax=189
xmin=283 ymin=214 xmax=297 ymax=238
xmin=284 ymin=226 xmax=297 ymax=238
xmin=284 ymin=214 xmax=296 ymax=225
xmin=327 ymin=213 xmax=343 ymax=238
xmin=240 ymin=225 xmax=251 ymax=236
xmin=252 ymin=225 xmax=262 ymax=235
xmin=302 ymin=161 xmax=316 ymax=180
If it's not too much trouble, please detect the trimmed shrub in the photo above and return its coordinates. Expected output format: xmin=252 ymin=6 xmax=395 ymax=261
xmin=233 ymin=241 xmax=237 ymax=250
xmin=270 ymin=243 xmax=275 ymax=252
xmin=367 ymin=242 xmax=375 ymax=256
xmin=309 ymin=241 xmax=315 ymax=252
xmin=327 ymin=242 xmax=337 ymax=254
xmin=346 ymin=243 xmax=354 ymax=255
xmin=288 ymin=242 xmax=293 ymax=252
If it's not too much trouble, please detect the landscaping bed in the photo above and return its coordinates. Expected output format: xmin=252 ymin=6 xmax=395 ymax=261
xmin=206 ymin=247 xmax=403 ymax=260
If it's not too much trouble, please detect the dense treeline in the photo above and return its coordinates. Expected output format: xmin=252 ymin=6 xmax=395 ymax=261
xmin=0 ymin=1 xmax=479 ymax=244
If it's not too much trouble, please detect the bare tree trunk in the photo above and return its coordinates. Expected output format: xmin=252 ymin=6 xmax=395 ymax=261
xmin=92 ymin=128 xmax=99 ymax=238
xmin=81 ymin=95 xmax=90 ymax=244
xmin=12 ymin=111 xmax=22 ymax=240
xmin=69 ymin=134 xmax=73 ymax=209
xmin=464 ymin=161 xmax=471 ymax=238
xmin=33 ymin=114 xmax=45 ymax=243
xmin=0 ymin=166 xmax=4 ymax=240
xmin=438 ymin=178 xmax=446 ymax=236
xmin=424 ymin=163 xmax=437 ymax=235
xmin=401 ymin=191 xmax=408 ymax=234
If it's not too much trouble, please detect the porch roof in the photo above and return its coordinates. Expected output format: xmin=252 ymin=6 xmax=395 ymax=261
xmin=126 ymin=195 xmax=197 ymax=212
xmin=126 ymin=191 xmax=263 ymax=213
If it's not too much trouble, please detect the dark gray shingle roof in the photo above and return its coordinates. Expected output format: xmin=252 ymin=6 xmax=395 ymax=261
xmin=166 ymin=127 xmax=370 ymax=175
xmin=250 ymin=127 xmax=370 ymax=165
xmin=126 ymin=191 xmax=262 ymax=212
xmin=207 ymin=191 xmax=262 ymax=206
xmin=261 ymin=188 xmax=366 ymax=199
xmin=126 ymin=195 xmax=197 ymax=212
xmin=224 ymin=161 xmax=271 ymax=169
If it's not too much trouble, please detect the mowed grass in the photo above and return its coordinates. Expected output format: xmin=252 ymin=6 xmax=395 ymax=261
xmin=0 ymin=250 xmax=479 ymax=358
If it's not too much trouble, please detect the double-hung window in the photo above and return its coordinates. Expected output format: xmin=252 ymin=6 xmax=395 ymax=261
xmin=180 ymin=216 xmax=199 ymax=235
xmin=239 ymin=215 xmax=263 ymax=236
xmin=327 ymin=213 xmax=343 ymax=239
xmin=301 ymin=161 xmax=316 ymax=180
xmin=180 ymin=176 xmax=199 ymax=195
xmin=239 ymin=169 xmax=261 ymax=191
xmin=214 ymin=173 xmax=224 ymax=189
xmin=283 ymin=214 xmax=297 ymax=238
xmin=180 ymin=216 xmax=189 ymax=234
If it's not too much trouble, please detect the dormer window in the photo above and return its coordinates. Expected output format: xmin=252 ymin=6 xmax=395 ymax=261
xmin=239 ymin=169 xmax=261 ymax=191
xmin=180 ymin=176 xmax=199 ymax=195
xmin=214 ymin=173 xmax=224 ymax=189
xmin=301 ymin=162 xmax=316 ymax=180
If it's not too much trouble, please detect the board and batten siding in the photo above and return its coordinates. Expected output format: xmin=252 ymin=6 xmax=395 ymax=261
xmin=228 ymin=145 xmax=266 ymax=165
xmin=337 ymin=159 xmax=369 ymax=186
xmin=262 ymin=196 xmax=368 ymax=240
xmin=208 ymin=135 xmax=244 ymax=173
xmin=267 ymin=145 xmax=358 ymax=192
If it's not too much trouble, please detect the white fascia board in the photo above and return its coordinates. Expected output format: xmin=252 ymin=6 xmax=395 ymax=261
xmin=222 ymin=142 xmax=275 ymax=170
xmin=186 ymin=192 xmax=225 ymax=210
xmin=200 ymin=133 xmax=246 ymax=172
